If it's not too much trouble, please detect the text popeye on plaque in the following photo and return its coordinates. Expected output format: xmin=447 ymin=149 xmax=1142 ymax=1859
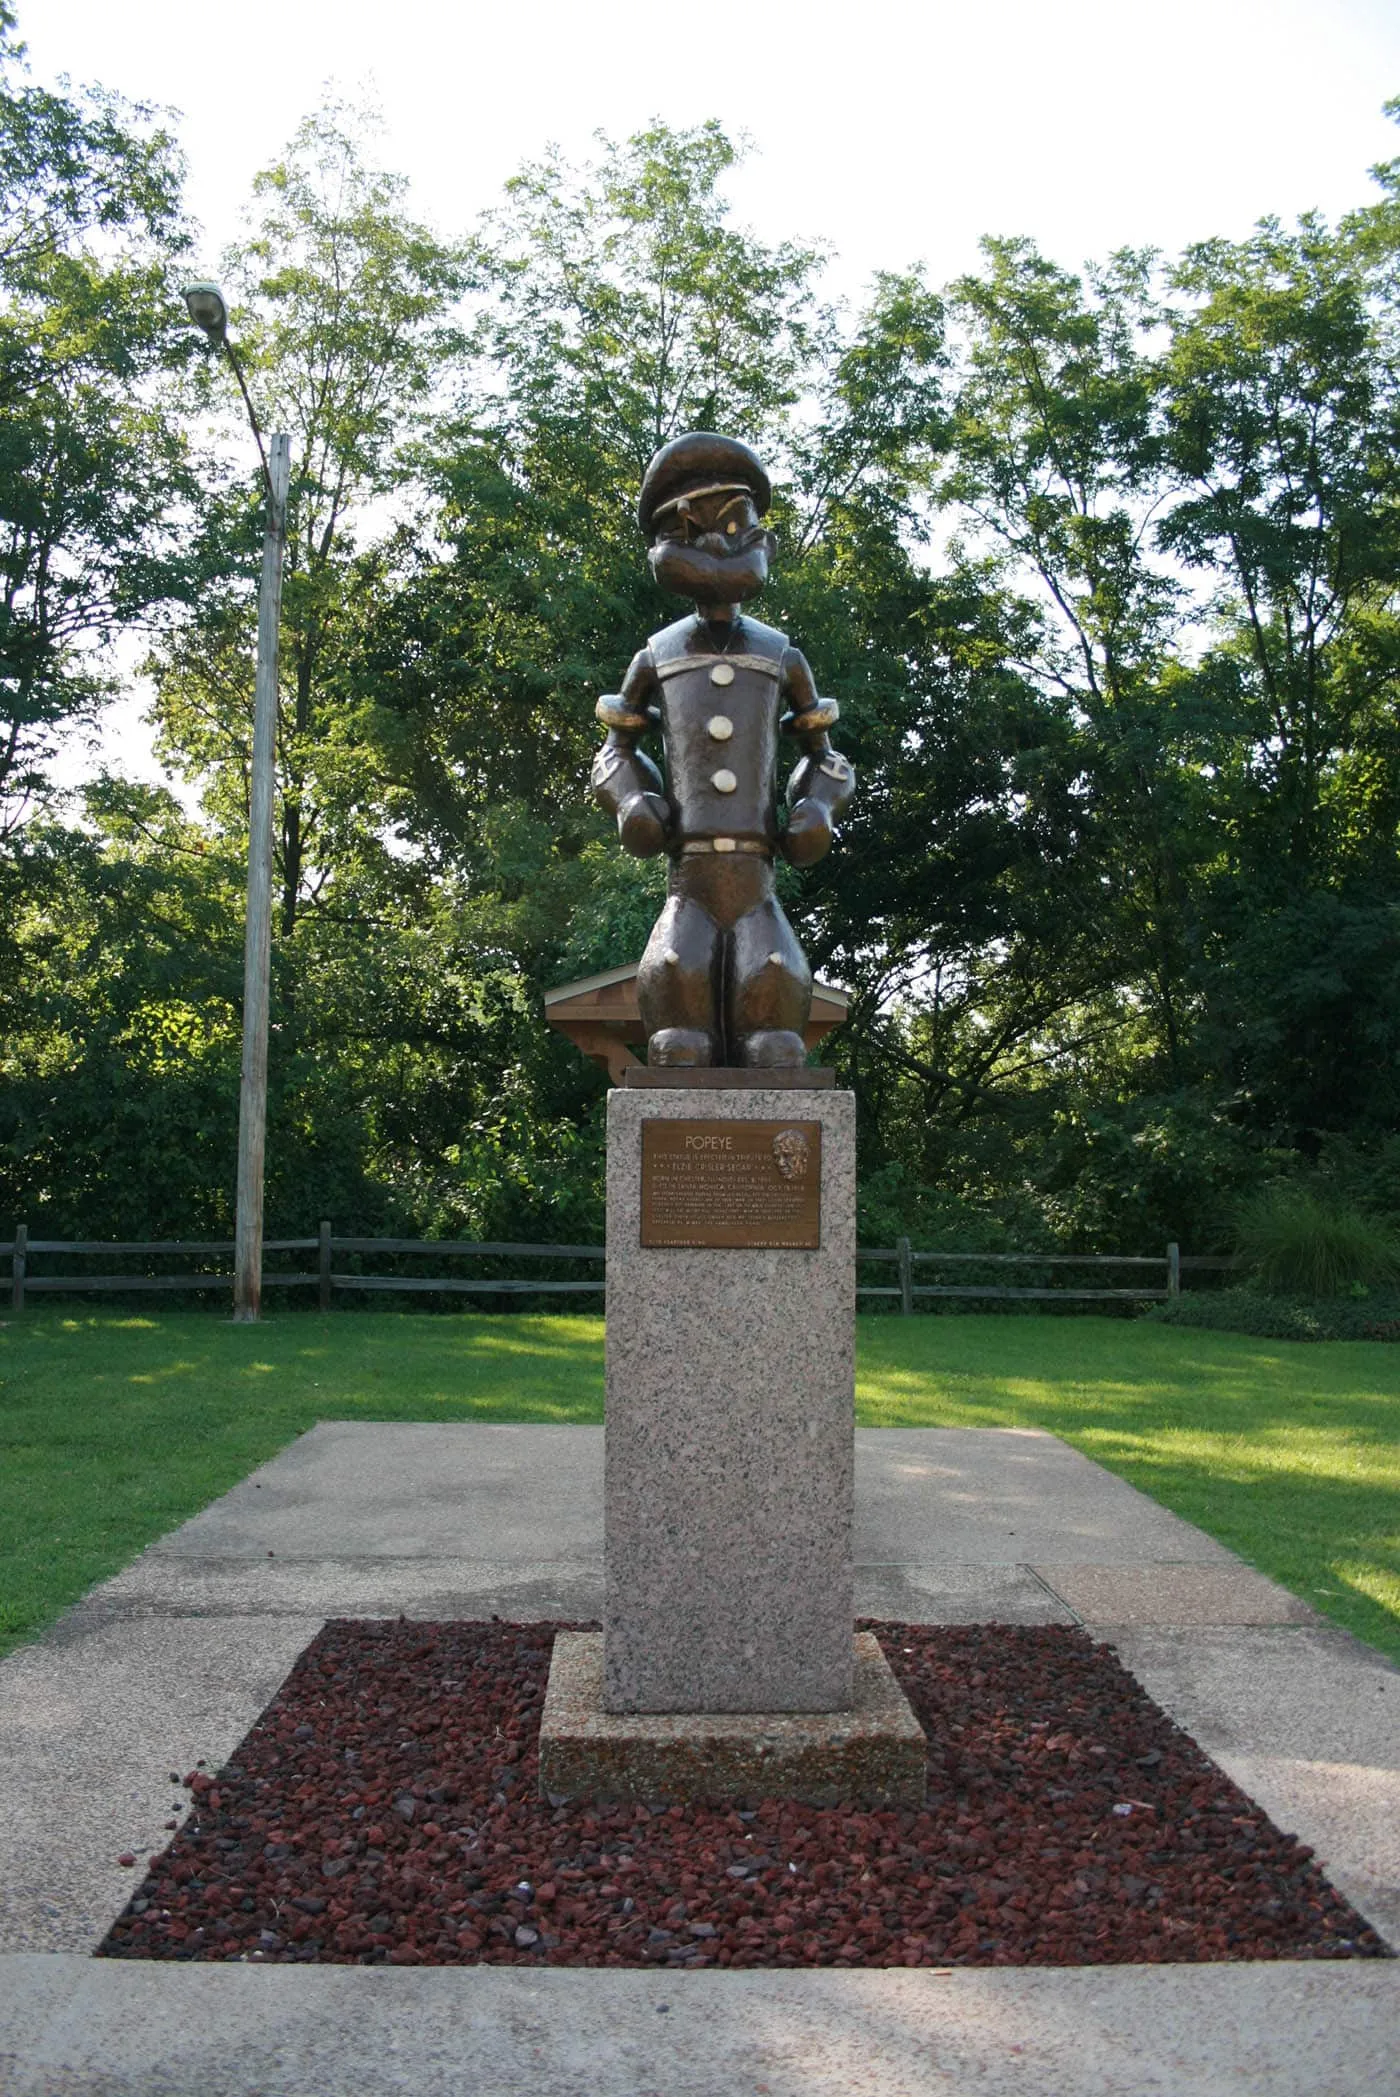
xmin=640 ymin=1120 xmax=822 ymax=1249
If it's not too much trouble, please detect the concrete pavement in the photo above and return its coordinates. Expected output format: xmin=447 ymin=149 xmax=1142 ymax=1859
xmin=1 ymin=1423 xmax=1396 ymax=2094
xmin=4 ymin=1958 xmax=1399 ymax=2097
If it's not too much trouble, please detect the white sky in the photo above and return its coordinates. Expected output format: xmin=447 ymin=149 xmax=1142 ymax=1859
xmin=25 ymin=0 xmax=1400 ymax=790
xmin=28 ymin=0 xmax=1400 ymax=289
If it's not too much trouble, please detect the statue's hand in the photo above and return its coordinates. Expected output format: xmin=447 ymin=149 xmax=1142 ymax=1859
xmin=618 ymin=790 xmax=671 ymax=857
xmin=781 ymin=797 xmax=833 ymax=867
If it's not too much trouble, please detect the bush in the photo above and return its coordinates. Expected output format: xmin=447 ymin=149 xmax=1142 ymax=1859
xmin=1147 ymin=1287 xmax=1400 ymax=1342
xmin=1035 ymin=1092 xmax=1272 ymax=1256
xmin=853 ymin=1159 xmax=1052 ymax=1255
xmin=1232 ymin=1188 xmax=1400 ymax=1298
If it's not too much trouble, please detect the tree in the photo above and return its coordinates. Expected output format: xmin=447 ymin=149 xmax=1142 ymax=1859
xmin=151 ymin=101 xmax=467 ymax=933
xmin=255 ymin=123 xmax=1089 ymax=1223
xmin=15 ymin=90 xmax=1400 ymax=1256
xmin=938 ymin=240 xmax=1212 ymax=1077
xmin=0 ymin=4 xmax=198 ymax=834
xmin=1155 ymin=189 xmax=1400 ymax=1149
xmin=0 ymin=784 xmax=247 ymax=1235
xmin=358 ymin=126 xmax=954 ymax=960
xmin=1161 ymin=215 xmax=1400 ymax=885
xmin=0 ymin=776 xmax=611 ymax=1242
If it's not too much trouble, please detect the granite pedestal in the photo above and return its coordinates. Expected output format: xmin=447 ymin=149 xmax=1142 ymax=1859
xmin=539 ymin=1632 xmax=927 ymax=1807
xmin=603 ymin=1083 xmax=858 ymax=1714
xmin=541 ymin=1079 xmax=926 ymax=1806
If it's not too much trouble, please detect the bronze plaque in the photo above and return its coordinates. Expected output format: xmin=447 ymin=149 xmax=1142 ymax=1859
xmin=640 ymin=1119 xmax=822 ymax=1249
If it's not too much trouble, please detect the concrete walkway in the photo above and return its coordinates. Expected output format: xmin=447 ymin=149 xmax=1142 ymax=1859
xmin=1 ymin=1423 xmax=1396 ymax=2094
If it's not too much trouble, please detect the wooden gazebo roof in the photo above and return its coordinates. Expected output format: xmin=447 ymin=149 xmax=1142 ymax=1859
xmin=543 ymin=962 xmax=849 ymax=1085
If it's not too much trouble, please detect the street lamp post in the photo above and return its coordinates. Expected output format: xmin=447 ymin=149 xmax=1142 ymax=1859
xmin=184 ymin=282 xmax=291 ymax=1322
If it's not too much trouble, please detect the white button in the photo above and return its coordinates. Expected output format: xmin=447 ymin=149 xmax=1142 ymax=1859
xmin=707 ymin=714 xmax=733 ymax=740
xmin=711 ymin=769 xmax=737 ymax=793
xmin=710 ymin=662 xmax=735 ymax=686
xmin=767 ymin=951 xmax=783 ymax=966
xmin=664 ymin=948 xmax=680 ymax=965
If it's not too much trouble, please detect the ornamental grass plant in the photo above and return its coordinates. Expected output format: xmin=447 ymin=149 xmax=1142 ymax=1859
xmin=1232 ymin=1187 xmax=1400 ymax=1299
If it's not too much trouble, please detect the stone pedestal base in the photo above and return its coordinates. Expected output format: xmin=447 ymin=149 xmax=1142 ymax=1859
xmin=604 ymin=1085 xmax=857 ymax=1713
xmin=539 ymin=1632 xmax=927 ymax=1809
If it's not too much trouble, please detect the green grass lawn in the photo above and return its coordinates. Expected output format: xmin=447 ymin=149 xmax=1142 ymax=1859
xmin=2 ymin=1310 xmax=1396 ymax=1665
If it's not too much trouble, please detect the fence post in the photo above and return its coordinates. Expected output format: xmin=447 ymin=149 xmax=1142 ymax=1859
xmin=10 ymin=1223 xmax=26 ymax=1312
xmin=897 ymin=1235 xmax=914 ymax=1316
xmin=319 ymin=1221 xmax=332 ymax=1313
xmin=1167 ymin=1241 xmax=1180 ymax=1298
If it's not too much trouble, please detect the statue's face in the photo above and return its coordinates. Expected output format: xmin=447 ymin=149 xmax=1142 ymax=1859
xmin=649 ymin=490 xmax=774 ymax=608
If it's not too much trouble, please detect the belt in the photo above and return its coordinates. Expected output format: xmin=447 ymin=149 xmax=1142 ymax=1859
xmin=679 ymin=837 xmax=771 ymax=857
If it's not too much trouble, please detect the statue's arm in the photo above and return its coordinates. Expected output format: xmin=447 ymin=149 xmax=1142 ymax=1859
xmin=590 ymin=649 xmax=672 ymax=858
xmin=778 ymin=647 xmax=856 ymax=868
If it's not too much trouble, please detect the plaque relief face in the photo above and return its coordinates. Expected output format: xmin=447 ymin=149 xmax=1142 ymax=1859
xmin=640 ymin=1120 xmax=822 ymax=1249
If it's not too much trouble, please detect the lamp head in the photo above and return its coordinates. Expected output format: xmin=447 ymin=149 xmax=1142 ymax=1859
xmin=183 ymin=281 xmax=228 ymax=342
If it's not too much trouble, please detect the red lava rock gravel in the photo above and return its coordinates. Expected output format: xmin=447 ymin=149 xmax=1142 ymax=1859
xmin=98 ymin=1618 xmax=1390 ymax=1970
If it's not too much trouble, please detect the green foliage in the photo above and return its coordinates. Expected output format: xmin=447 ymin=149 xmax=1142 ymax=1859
xmin=1148 ymin=1287 xmax=1400 ymax=1342
xmin=0 ymin=786 xmax=608 ymax=1243
xmin=151 ymin=100 xmax=468 ymax=933
xmin=477 ymin=119 xmax=824 ymax=465
xmin=7 ymin=75 xmax=1400 ymax=1255
xmin=1030 ymin=1093 xmax=1273 ymax=1252
xmin=854 ymin=1157 xmax=1049 ymax=1254
xmin=0 ymin=791 xmax=246 ymax=1234
xmin=1160 ymin=214 xmax=1400 ymax=894
xmin=0 ymin=4 xmax=179 ymax=266
xmin=1199 ymin=894 xmax=1400 ymax=1146
xmin=0 ymin=6 xmax=200 ymax=832
xmin=551 ymin=841 xmax=666 ymax=983
xmin=1232 ymin=1187 xmax=1400 ymax=1298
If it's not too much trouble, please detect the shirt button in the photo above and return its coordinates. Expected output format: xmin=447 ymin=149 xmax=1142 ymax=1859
xmin=710 ymin=663 xmax=735 ymax=686
xmin=707 ymin=714 xmax=733 ymax=740
xmin=711 ymin=769 xmax=738 ymax=793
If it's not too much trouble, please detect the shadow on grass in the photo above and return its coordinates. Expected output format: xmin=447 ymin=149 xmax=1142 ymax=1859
xmin=2 ymin=1310 xmax=1396 ymax=1663
xmin=855 ymin=1316 xmax=1400 ymax=1662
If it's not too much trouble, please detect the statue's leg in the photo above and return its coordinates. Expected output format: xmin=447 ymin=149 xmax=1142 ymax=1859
xmin=727 ymin=893 xmax=813 ymax=1068
xmin=638 ymin=894 xmax=721 ymax=1065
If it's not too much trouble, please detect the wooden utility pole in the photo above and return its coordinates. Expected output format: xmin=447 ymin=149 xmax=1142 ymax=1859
xmin=232 ymin=432 xmax=291 ymax=1322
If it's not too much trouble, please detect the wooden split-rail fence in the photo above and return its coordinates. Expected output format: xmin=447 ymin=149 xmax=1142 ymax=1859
xmin=2 ymin=1226 xmax=1231 ymax=1313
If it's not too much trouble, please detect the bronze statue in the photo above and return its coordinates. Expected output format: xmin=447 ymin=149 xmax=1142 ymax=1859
xmin=590 ymin=433 xmax=855 ymax=1068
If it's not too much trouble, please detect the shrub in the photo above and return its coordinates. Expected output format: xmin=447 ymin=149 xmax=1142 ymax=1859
xmin=1147 ymin=1287 xmax=1400 ymax=1342
xmin=1232 ymin=1188 xmax=1400 ymax=1298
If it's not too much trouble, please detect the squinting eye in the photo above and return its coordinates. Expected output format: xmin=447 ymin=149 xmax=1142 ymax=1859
xmin=726 ymin=521 xmax=737 ymax=535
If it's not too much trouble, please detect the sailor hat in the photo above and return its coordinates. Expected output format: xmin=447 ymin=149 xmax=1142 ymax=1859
xmin=638 ymin=432 xmax=772 ymax=539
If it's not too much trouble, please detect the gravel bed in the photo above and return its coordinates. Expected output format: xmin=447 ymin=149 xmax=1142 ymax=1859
xmin=98 ymin=1618 xmax=1389 ymax=1969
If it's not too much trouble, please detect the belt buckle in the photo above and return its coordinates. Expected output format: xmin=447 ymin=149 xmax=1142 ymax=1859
xmin=712 ymin=837 xmax=736 ymax=853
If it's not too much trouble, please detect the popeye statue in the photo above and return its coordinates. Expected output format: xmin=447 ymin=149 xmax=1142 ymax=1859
xmin=590 ymin=433 xmax=855 ymax=1069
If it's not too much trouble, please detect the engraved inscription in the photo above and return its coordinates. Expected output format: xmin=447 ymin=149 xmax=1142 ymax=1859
xmin=641 ymin=1120 xmax=822 ymax=1249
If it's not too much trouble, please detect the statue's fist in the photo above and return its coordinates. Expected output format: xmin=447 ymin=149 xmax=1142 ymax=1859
xmin=618 ymin=790 xmax=671 ymax=857
xmin=781 ymin=797 xmax=834 ymax=867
